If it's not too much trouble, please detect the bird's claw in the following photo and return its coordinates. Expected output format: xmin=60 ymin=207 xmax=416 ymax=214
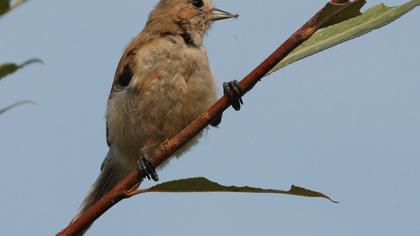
xmin=223 ymin=80 xmax=243 ymax=111
xmin=137 ymin=155 xmax=159 ymax=182
xmin=211 ymin=80 xmax=243 ymax=127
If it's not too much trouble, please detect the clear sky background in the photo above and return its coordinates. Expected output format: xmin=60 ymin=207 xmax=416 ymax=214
xmin=1 ymin=0 xmax=419 ymax=235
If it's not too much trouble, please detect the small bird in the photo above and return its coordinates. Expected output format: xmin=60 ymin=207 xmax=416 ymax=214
xmin=71 ymin=0 xmax=241 ymax=234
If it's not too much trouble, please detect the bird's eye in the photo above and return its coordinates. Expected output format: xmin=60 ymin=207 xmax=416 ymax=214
xmin=191 ymin=0 xmax=204 ymax=8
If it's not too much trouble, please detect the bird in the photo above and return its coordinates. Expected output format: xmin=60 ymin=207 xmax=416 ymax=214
xmin=70 ymin=0 xmax=241 ymax=234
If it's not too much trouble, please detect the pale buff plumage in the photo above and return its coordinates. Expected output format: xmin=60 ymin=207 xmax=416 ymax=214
xmin=107 ymin=26 xmax=216 ymax=170
xmin=72 ymin=0 xmax=237 ymax=234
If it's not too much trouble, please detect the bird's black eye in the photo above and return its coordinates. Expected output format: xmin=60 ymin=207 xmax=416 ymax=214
xmin=191 ymin=0 xmax=204 ymax=8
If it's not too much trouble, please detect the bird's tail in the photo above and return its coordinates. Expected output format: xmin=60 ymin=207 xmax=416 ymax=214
xmin=71 ymin=151 xmax=127 ymax=236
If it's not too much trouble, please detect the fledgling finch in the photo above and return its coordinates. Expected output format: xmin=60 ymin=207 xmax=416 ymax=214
xmin=71 ymin=0 xmax=239 ymax=234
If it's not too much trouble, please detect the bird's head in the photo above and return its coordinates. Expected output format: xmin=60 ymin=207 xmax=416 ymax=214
xmin=144 ymin=0 xmax=238 ymax=46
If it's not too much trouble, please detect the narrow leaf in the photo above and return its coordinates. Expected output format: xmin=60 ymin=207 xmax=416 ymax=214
xmin=267 ymin=0 xmax=420 ymax=75
xmin=0 ymin=100 xmax=35 ymax=115
xmin=317 ymin=0 xmax=366 ymax=29
xmin=0 ymin=58 xmax=42 ymax=80
xmin=0 ymin=0 xmax=27 ymax=16
xmin=143 ymin=177 xmax=337 ymax=203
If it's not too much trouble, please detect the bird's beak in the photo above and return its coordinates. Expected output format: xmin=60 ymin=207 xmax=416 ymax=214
xmin=210 ymin=8 xmax=239 ymax=22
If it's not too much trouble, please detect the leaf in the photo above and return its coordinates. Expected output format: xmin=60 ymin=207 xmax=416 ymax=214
xmin=0 ymin=58 xmax=42 ymax=80
xmin=317 ymin=0 xmax=366 ymax=29
xmin=0 ymin=100 xmax=35 ymax=115
xmin=142 ymin=177 xmax=338 ymax=203
xmin=0 ymin=0 xmax=27 ymax=17
xmin=267 ymin=0 xmax=420 ymax=75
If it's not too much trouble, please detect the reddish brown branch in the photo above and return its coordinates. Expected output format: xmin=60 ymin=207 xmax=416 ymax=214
xmin=57 ymin=1 xmax=359 ymax=235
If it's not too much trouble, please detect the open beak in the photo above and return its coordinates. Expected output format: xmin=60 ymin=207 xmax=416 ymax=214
xmin=210 ymin=8 xmax=239 ymax=22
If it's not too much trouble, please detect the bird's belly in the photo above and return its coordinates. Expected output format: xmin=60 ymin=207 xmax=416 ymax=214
xmin=107 ymin=71 xmax=217 ymax=164
xmin=137 ymin=72 xmax=216 ymax=154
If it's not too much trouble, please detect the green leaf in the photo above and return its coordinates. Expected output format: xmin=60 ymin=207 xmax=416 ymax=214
xmin=142 ymin=177 xmax=337 ymax=203
xmin=0 ymin=0 xmax=27 ymax=17
xmin=267 ymin=0 xmax=420 ymax=75
xmin=0 ymin=58 xmax=42 ymax=80
xmin=0 ymin=100 xmax=35 ymax=115
xmin=317 ymin=0 xmax=366 ymax=29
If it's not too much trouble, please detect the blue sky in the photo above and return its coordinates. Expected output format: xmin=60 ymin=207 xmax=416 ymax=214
xmin=1 ymin=0 xmax=419 ymax=235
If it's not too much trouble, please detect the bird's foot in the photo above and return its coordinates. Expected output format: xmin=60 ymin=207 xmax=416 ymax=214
xmin=137 ymin=155 xmax=159 ymax=182
xmin=210 ymin=113 xmax=223 ymax=127
xmin=223 ymin=80 xmax=243 ymax=111
xmin=211 ymin=80 xmax=243 ymax=127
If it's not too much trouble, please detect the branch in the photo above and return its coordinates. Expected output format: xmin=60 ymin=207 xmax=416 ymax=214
xmin=57 ymin=1 xmax=360 ymax=235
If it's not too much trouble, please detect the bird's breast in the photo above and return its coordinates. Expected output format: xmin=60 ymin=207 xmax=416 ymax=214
xmin=107 ymin=39 xmax=217 ymax=159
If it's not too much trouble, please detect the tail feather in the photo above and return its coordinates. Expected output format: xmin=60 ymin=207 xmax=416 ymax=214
xmin=71 ymin=152 xmax=126 ymax=236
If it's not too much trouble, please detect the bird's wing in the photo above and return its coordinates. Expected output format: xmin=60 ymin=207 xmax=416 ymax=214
xmin=106 ymin=44 xmax=137 ymax=147
xmin=109 ymin=46 xmax=137 ymax=98
xmin=105 ymin=36 xmax=164 ymax=147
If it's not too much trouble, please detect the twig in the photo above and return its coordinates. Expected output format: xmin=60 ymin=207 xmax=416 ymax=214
xmin=57 ymin=1 xmax=354 ymax=235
